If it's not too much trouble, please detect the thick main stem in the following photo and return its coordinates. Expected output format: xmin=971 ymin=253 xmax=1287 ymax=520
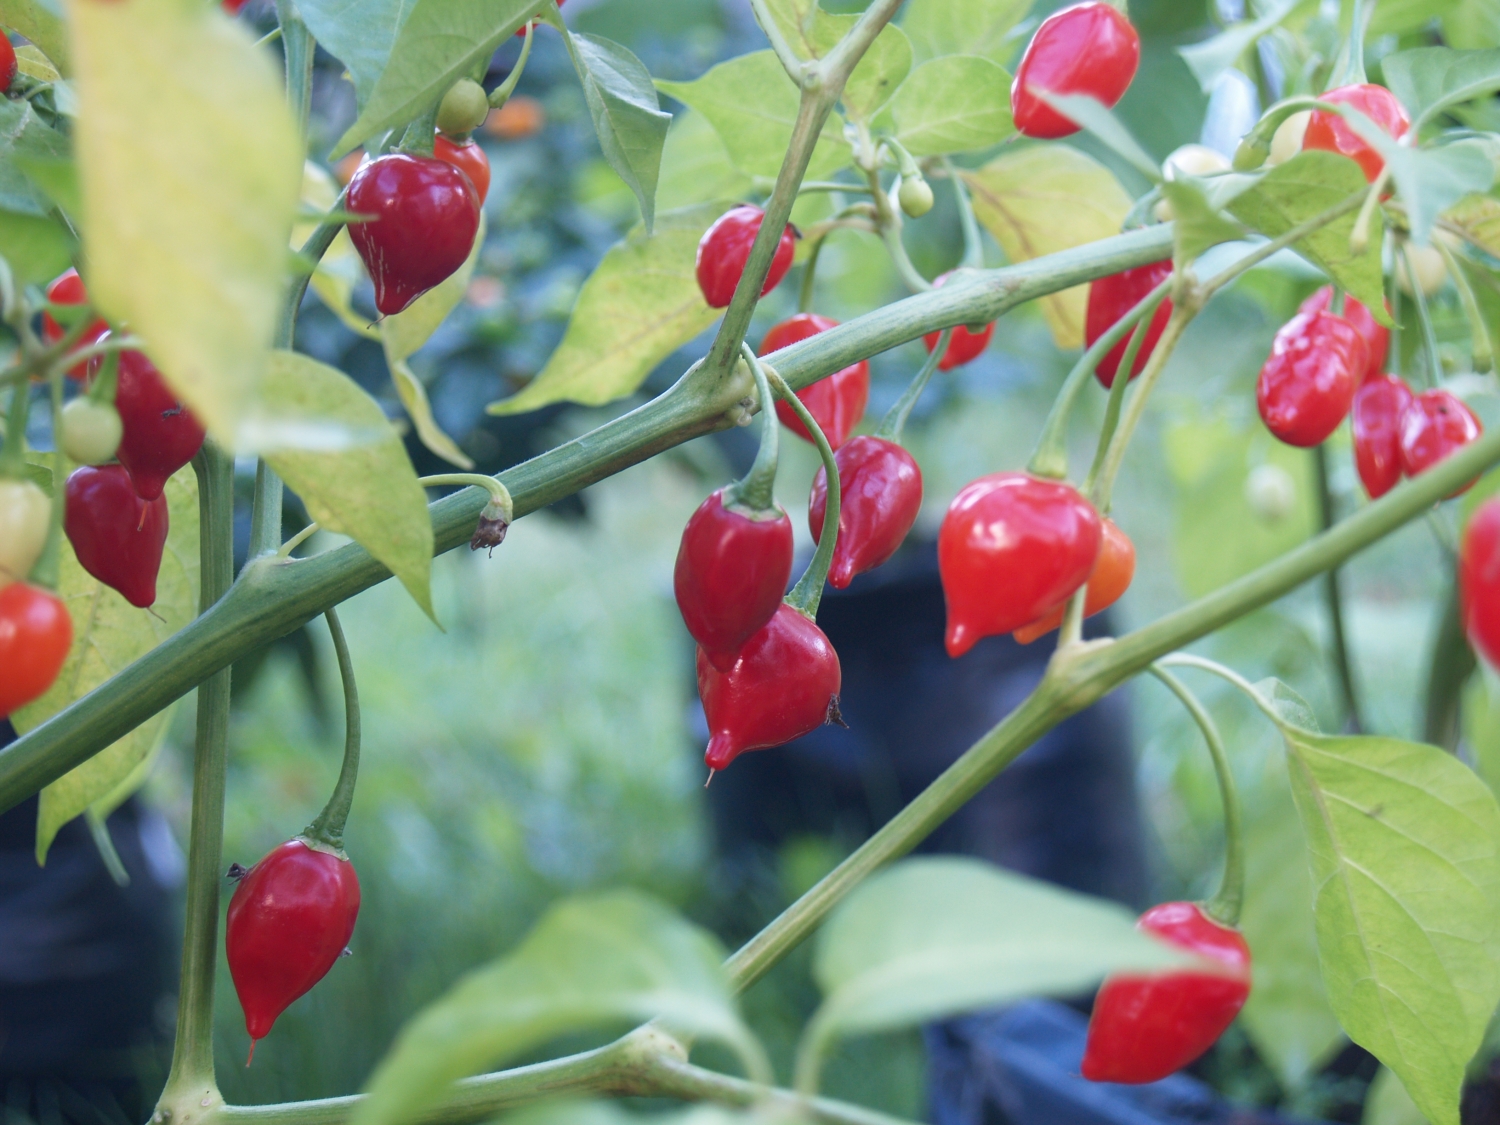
xmin=160 ymin=442 xmax=235 ymax=1108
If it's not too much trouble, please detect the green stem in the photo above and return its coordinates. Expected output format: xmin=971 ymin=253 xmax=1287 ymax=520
xmin=764 ymin=357 xmax=839 ymax=618
xmin=1403 ymin=241 xmax=1443 ymax=389
xmin=799 ymin=231 xmax=828 ymax=313
xmin=3 ymin=380 xmax=29 ymax=478
xmin=399 ymin=103 xmax=441 ymax=158
xmin=748 ymin=0 xmax=806 ymax=82
xmin=418 ymin=474 xmax=515 ymax=523
xmin=30 ymin=373 xmax=65 ymax=589
xmin=947 ymin=158 xmax=983 ymax=270
xmin=1423 ymin=576 xmax=1475 ymax=751
xmin=876 ymin=329 xmax=948 ymax=443
xmin=1348 ymin=168 xmax=1390 ymax=256
xmin=276 ymin=0 xmax=315 ymax=139
xmin=489 ymin=23 xmax=534 ymax=107
xmin=1390 ymin=264 xmax=1403 ymax=377
xmin=866 ymin=165 xmax=930 ymax=294
xmin=1314 ymin=443 xmax=1363 ymax=732
xmin=1148 ymin=665 xmax=1244 ymax=926
xmin=1029 ymin=276 xmax=1170 ymax=481
xmin=159 ymin=443 xmax=235 ymax=1106
xmin=1436 ymin=238 xmax=1492 ymax=374
xmin=722 ymin=352 xmax=780 ymax=514
xmin=1083 ymin=318 xmax=1149 ymax=500
xmin=302 ymin=609 xmax=360 ymax=852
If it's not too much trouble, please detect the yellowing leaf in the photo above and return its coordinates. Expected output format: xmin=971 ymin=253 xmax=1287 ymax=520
xmin=488 ymin=203 xmax=721 ymax=415
xmin=962 ymin=146 xmax=1132 ymax=349
xmin=0 ymin=0 xmax=70 ymax=73
xmin=13 ymin=462 xmax=200 ymax=863
xmin=70 ymin=0 xmax=302 ymax=450
xmin=262 ymin=350 xmax=435 ymax=619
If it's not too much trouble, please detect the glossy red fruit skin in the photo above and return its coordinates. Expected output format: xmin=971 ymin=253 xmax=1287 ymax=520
xmin=0 ymin=35 xmax=15 ymax=91
xmin=1081 ymin=901 xmax=1251 ymax=1083
xmin=809 ymin=436 xmax=922 ymax=590
xmin=41 ymin=269 xmax=110 ymax=380
xmin=674 ymin=489 xmax=794 ymax=672
xmin=761 ymin=314 xmax=870 ymax=450
xmin=346 ymin=153 xmax=482 ymax=316
xmin=1303 ymin=84 xmax=1411 ymax=183
xmin=1351 ymin=375 xmax=1414 ymax=500
xmin=433 ymin=134 xmax=491 ymax=203
xmin=922 ymin=272 xmax=996 ymax=370
xmin=226 ymin=838 xmax=361 ymax=1044
xmin=697 ymin=604 xmax=841 ymax=771
xmin=1084 ymin=259 xmax=1174 ymax=388
xmin=1400 ymin=389 xmax=1482 ymax=494
xmin=695 ymin=206 xmax=796 ymax=309
xmin=1462 ymin=499 xmax=1500 ymax=669
xmin=110 ymin=345 xmax=206 ymax=502
xmin=64 ymin=465 xmax=169 ymax=609
xmin=1299 ymin=287 xmax=1387 ymax=385
xmin=1255 ymin=311 xmax=1366 ymax=447
xmin=1011 ymin=2 xmax=1141 ymax=140
xmin=0 ymin=582 xmax=72 ymax=717
xmin=938 ymin=472 xmax=1103 ymax=658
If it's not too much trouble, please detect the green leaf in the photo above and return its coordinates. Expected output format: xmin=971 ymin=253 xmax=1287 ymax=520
xmin=838 ymin=21 xmax=911 ymax=122
xmin=0 ymin=209 xmax=73 ymax=286
xmin=1444 ymin=192 xmax=1500 ymax=257
xmin=1177 ymin=0 xmax=1299 ymax=94
xmin=0 ymin=0 xmax=70 ymax=73
xmin=14 ymin=44 xmax=60 ymax=83
xmin=72 ymin=0 xmax=303 ymax=450
xmin=802 ymin=857 xmax=1192 ymax=1074
xmin=962 ymin=146 xmax=1133 ymax=349
xmin=297 ymin=0 xmax=408 ymax=108
xmin=1364 ymin=1067 xmax=1430 ymax=1125
xmin=656 ymin=110 xmax=754 ymax=212
xmin=1282 ymin=726 xmax=1500 ymax=1125
xmin=0 ymin=98 xmax=68 ymax=216
xmin=352 ymin=891 xmax=761 ymax=1125
xmin=1383 ymin=47 xmax=1500 ymax=128
xmin=1443 ymin=1 xmax=1500 ymax=51
xmin=1160 ymin=180 xmax=1245 ymax=261
xmin=1225 ymin=150 xmax=1388 ymax=323
xmin=656 ymin=52 xmax=850 ymax=181
xmin=380 ymin=215 xmax=483 ymax=469
xmin=261 ymin=351 xmax=435 ymax=619
xmin=884 ymin=56 xmax=1014 ymax=157
xmin=1036 ymin=93 xmax=1161 ymax=183
xmin=331 ymin=0 xmax=539 ymax=159
xmin=899 ymin=0 xmax=1027 ymax=65
xmin=561 ymin=32 xmax=670 ymax=233
xmin=12 ymin=463 xmax=199 ymax=863
xmin=488 ymin=203 xmax=721 ymax=415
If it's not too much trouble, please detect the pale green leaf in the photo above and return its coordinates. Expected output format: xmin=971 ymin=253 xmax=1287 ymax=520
xmin=297 ymin=0 xmax=411 ymax=107
xmin=0 ymin=209 xmax=73 ymax=286
xmin=656 ymin=52 xmax=850 ymax=181
xmin=12 ymin=463 xmax=199 ymax=863
xmin=805 ymin=857 xmax=1191 ymax=1060
xmin=1160 ymin=179 xmax=1245 ymax=261
xmin=1364 ymin=1067 xmax=1429 ymax=1125
xmin=390 ymin=360 xmax=472 ymax=470
xmin=352 ymin=891 xmax=759 ymax=1125
xmin=1383 ymin=47 xmax=1500 ymax=128
xmin=1177 ymin=0 xmax=1299 ymax=93
xmin=961 ymin=146 xmax=1132 ymax=349
xmin=331 ymin=0 xmax=539 ymax=159
xmin=1372 ymin=0 xmax=1462 ymax=37
xmin=71 ymin=0 xmax=303 ymax=450
xmin=757 ymin=0 xmax=820 ymax=58
xmin=14 ymin=45 xmax=60 ymax=83
xmin=1283 ymin=728 xmax=1500 ymax=1125
xmin=899 ymin=0 xmax=1027 ymax=65
xmin=0 ymin=0 xmax=70 ymax=73
xmin=655 ymin=110 xmax=754 ymax=212
xmin=1037 ymin=93 xmax=1161 ymax=182
xmin=1444 ymin=0 xmax=1500 ymax=51
xmin=488 ymin=203 xmax=721 ymax=415
xmin=0 ymin=98 xmax=67 ymax=216
xmin=1225 ymin=150 xmax=1388 ymax=322
xmin=1442 ymin=192 xmax=1500 ymax=258
xmin=885 ymin=56 xmax=1014 ymax=157
xmin=563 ymin=32 xmax=670 ymax=232
xmin=261 ymin=350 xmax=435 ymax=619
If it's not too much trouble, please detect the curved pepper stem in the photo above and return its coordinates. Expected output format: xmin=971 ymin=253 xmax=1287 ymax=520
xmin=875 ymin=329 xmax=949 ymax=445
xmin=756 ymin=347 xmax=840 ymax=620
xmin=302 ymin=608 xmax=361 ymax=855
xmin=722 ymin=351 xmax=781 ymax=515
xmin=1149 ymin=664 xmax=1244 ymax=927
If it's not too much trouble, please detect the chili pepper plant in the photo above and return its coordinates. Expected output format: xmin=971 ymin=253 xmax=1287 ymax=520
xmin=5 ymin=0 xmax=1500 ymax=1122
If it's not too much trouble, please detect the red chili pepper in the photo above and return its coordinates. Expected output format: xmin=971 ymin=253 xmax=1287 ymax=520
xmin=1010 ymin=2 xmax=1141 ymax=140
xmin=1400 ymin=388 xmax=1482 ymax=494
xmin=1351 ymin=374 xmax=1414 ymax=499
xmin=760 ymin=314 xmax=870 ymax=450
xmin=1013 ymin=517 xmax=1135 ymax=643
xmin=1302 ymin=84 xmax=1410 ymax=184
xmin=433 ymin=134 xmax=491 ymax=203
xmin=0 ymin=582 xmax=72 ymax=718
xmin=107 ymin=343 xmax=206 ymax=502
xmin=1298 ymin=286 xmax=1388 ymax=384
xmin=1081 ymin=901 xmax=1251 ymax=1083
xmin=674 ymin=489 xmax=793 ymax=672
xmin=695 ymin=206 xmax=797 ymax=310
xmin=40 ymin=269 xmax=110 ymax=381
xmin=346 ymin=153 xmax=482 ymax=316
xmin=1255 ymin=310 xmax=1366 ymax=447
xmin=0 ymin=35 xmax=15 ymax=91
xmin=697 ymin=603 xmax=841 ymax=771
xmin=64 ymin=465 xmax=169 ymax=610
xmin=1084 ymin=260 xmax=1173 ymax=388
xmin=808 ymin=436 xmax=922 ymax=590
xmin=922 ymin=273 xmax=995 ymax=370
xmin=1462 ymin=498 xmax=1500 ymax=669
xmin=226 ymin=838 xmax=361 ymax=1054
xmin=938 ymin=472 xmax=1103 ymax=658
